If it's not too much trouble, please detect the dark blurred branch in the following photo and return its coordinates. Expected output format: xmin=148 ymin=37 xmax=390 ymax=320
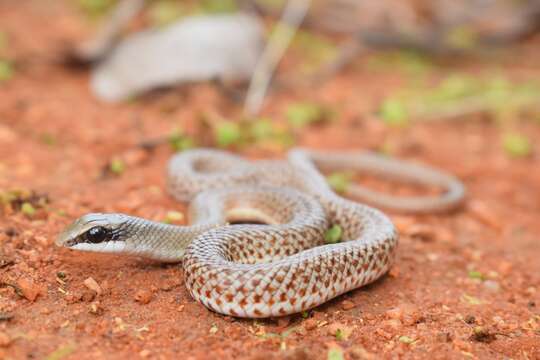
xmin=243 ymin=0 xmax=312 ymax=116
xmin=72 ymin=0 xmax=146 ymax=63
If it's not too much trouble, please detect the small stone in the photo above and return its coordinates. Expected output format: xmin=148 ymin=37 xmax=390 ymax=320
xmin=134 ymin=289 xmax=153 ymax=304
xmin=89 ymin=302 xmax=104 ymax=315
xmin=470 ymin=326 xmax=496 ymax=343
xmin=295 ymin=326 xmax=307 ymax=336
xmin=17 ymin=278 xmax=40 ymax=302
xmin=0 ymin=332 xmax=11 ymax=347
xmin=375 ymin=328 xmax=392 ymax=340
xmin=405 ymin=224 xmax=436 ymax=242
xmin=349 ymin=346 xmax=375 ymax=360
xmin=436 ymin=331 xmax=452 ymax=342
xmin=34 ymin=235 xmax=49 ymax=246
xmin=64 ymin=293 xmax=82 ymax=304
xmin=426 ymin=253 xmax=439 ymax=262
xmin=467 ymin=201 xmax=502 ymax=231
xmin=385 ymin=307 xmax=403 ymax=320
xmin=122 ymin=148 xmax=149 ymax=167
xmin=303 ymin=318 xmax=317 ymax=331
xmin=82 ymin=290 xmax=96 ymax=302
xmin=497 ymin=261 xmax=513 ymax=276
xmin=327 ymin=322 xmax=353 ymax=340
xmin=282 ymin=347 xmax=310 ymax=360
xmin=40 ymin=307 xmax=52 ymax=315
xmin=382 ymin=319 xmax=402 ymax=331
xmin=277 ymin=316 xmax=291 ymax=328
xmin=483 ymin=280 xmax=500 ymax=292
xmin=139 ymin=350 xmax=151 ymax=358
xmin=341 ymin=300 xmax=355 ymax=311
xmin=83 ymin=277 xmax=102 ymax=295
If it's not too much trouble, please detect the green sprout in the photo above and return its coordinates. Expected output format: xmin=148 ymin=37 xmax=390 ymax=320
xmin=502 ymin=133 xmax=532 ymax=158
xmin=325 ymin=225 xmax=343 ymax=244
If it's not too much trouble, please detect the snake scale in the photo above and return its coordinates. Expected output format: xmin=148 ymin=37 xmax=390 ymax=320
xmin=56 ymin=148 xmax=465 ymax=318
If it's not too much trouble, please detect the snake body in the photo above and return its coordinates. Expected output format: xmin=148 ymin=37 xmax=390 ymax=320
xmin=57 ymin=148 xmax=464 ymax=318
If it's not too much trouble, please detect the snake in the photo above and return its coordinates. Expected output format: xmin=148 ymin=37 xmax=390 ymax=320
xmin=56 ymin=148 xmax=465 ymax=318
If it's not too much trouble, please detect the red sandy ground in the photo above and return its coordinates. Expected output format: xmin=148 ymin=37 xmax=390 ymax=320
xmin=0 ymin=1 xmax=539 ymax=359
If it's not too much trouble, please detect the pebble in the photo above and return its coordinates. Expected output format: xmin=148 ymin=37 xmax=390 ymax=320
xmin=89 ymin=302 xmax=104 ymax=315
xmin=134 ymin=289 xmax=153 ymax=304
xmin=139 ymin=350 xmax=151 ymax=358
xmin=467 ymin=201 xmax=502 ymax=231
xmin=83 ymin=277 xmax=102 ymax=295
xmin=497 ymin=261 xmax=513 ymax=276
xmin=282 ymin=347 xmax=310 ymax=360
xmin=0 ymin=332 xmax=11 ymax=347
xmin=82 ymin=289 xmax=97 ymax=302
xmin=375 ymin=328 xmax=392 ymax=340
xmin=385 ymin=304 xmax=421 ymax=326
xmin=121 ymin=148 xmax=150 ymax=167
xmin=64 ymin=293 xmax=82 ymax=304
xmin=17 ymin=278 xmax=40 ymax=302
xmin=405 ymin=224 xmax=437 ymax=242
xmin=303 ymin=319 xmax=318 ymax=331
xmin=327 ymin=322 xmax=352 ymax=339
xmin=381 ymin=319 xmax=402 ymax=331
xmin=277 ymin=316 xmax=291 ymax=328
xmin=349 ymin=346 xmax=375 ymax=360
xmin=483 ymin=280 xmax=500 ymax=292
xmin=40 ymin=307 xmax=52 ymax=315
xmin=341 ymin=300 xmax=355 ymax=310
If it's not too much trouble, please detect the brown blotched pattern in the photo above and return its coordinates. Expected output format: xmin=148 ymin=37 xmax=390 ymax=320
xmin=177 ymin=149 xmax=399 ymax=317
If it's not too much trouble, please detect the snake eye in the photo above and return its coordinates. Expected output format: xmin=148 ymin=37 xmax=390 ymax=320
xmin=85 ymin=226 xmax=110 ymax=243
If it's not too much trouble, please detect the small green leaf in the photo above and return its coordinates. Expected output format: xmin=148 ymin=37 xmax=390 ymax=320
xmin=149 ymin=1 xmax=186 ymax=27
xmin=398 ymin=335 xmax=416 ymax=344
xmin=462 ymin=294 xmax=483 ymax=305
xmin=199 ymin=0 xmax=237 ymax=13
xmin=21 ymin=202 xmax=36 ymax=217
xmin=326 ymin=172 xmax=352 ymax=194
xmin=0 ymin=60 xmax=13 ymax=82
xmin=327 ymin=347 xmax=344 ymax=360
xmin=379 ymin=98 xmax=409 ymax=126
xmin=325 ymin=225 xmax=343 ymax=244
xmin=367 ymin=50 xmax=433 ymax=76
xmin=168 ymin=130 xmax=195 ymax=152
xmin=502 ymin=133 xmax=532 ymax=158
xmin=468 ymin=270 xmax=485 ymax=280
xmin=335 ymin=328 xmax=345 ymax=341
xmin=77 ymin=0 xmax=115 ymax=17
xmin=445 ymin=26 xmax=478 ymax=50
xmin=215 ymin=121 xmax=242 ymax=147
xmin=109 ymin=158 xmax=125 ymax=175
xmin=46 ymin=344 xmax=76 ymax=360
xmin=249 ymin=118 xmax=274 ymax=141
xmin=163 ymin=211 xmax=184 ymax=224
xmin=40 ymin=133 xmax=57 ymax=146
xmin=301 ymin=311 xmax=309 ymax=319
xmin=286 ymin=102 xmax=332 ymax=129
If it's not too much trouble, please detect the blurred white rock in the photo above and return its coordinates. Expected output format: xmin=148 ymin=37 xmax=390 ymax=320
xmin=91 ymin=14 xmax=264 ymax=102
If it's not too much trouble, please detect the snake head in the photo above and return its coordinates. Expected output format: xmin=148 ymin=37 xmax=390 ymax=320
xmin=56 ymin=213 xmax=130 ymax=253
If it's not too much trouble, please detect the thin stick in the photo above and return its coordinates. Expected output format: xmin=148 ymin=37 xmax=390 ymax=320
xmin=243 ymin=0 xmax=311 ymax=116
xmin=75 ymin=0 xmax=146 ymax=62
